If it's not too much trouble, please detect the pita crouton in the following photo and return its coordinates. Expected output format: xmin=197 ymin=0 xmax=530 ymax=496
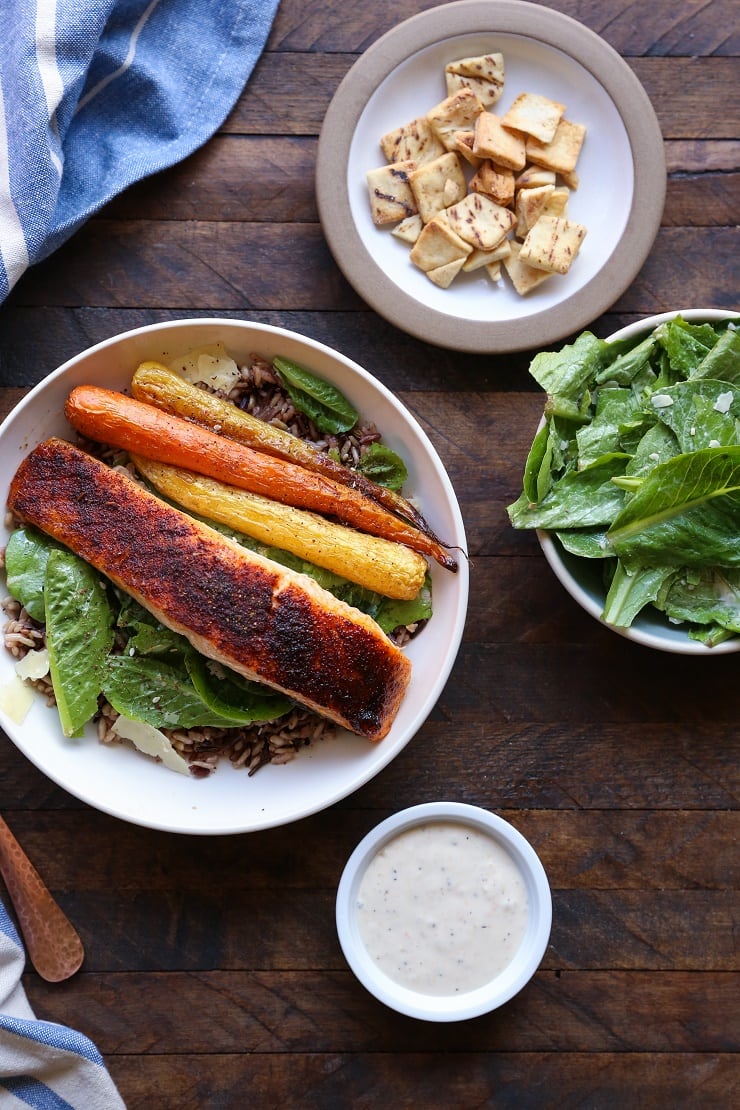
xmin=525 ymin=118 xmax=586 ymax=174
xmin=519 ymin=215 xmax=587 ymax=274
xmin=486 ymin=260 xmax=502 ymax=282
xmin=426 ymin=257 xmax=467 ymax=288
xmin=503 ymin=240 xmax=554 ymax=294
xmin=461 ymin=239 xmax=511 ymax=272
xmin=409 ymin=151 xmax=467 ymax=223
xmin=444 ymin=53 xmax=505 ymax=107
xmin=514 ymin=183 xmax=555 ymax=239
xmin=427 ymin=88 xmax=485 ymax=151
xmin=473 ymin=112 xmax=527 ymax=170
xmin=409 ymin=214 xmax=472 ymax=273
xmin=391 ymin=214 xmax=424 ymax=244
xmin=540 ymin=186 xmax=570 ymax=220
xmin=470 ymin=160 xmax=516 ymax=207
xmin=501 ymin=92 xmax=566 ymax=143
xmin=380 ymin=116 xmax=446 ymax=166
xmin=560 ymin=167 xmax=580 ymax=191
xmin=445 ymin=192 xmax=517 ymax=251
xmin=366 ymin=160 xmax=418 ymax=225
xmin=453 ymin=130 xmax=482 ymax=168
xmin=515 ymin=165 xmax=557 ymax=190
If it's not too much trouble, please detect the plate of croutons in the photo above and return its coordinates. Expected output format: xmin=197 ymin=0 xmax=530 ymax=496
xmin=316 ymin=0 xmax=665 ymax=353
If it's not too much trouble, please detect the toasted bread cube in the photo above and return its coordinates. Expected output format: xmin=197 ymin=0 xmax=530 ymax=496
xmin=519 ymin=215 xmax=587 ymax=274
xmin=540 ymin=186 xmax=570 ymax=220
xmin=525 ymin=118 xmax=586 ymax=174
xmin=461 ymin=239 xmax=511 ymax=272
xmin=470 ymin=160 xmax=516 ymax=207
xmin=426 ymin=257 xmax=467 ymax=288
xmin=444 ymin=53 xmax=505 ymax=107
xmin=501 ymin=92 xmax=566 ymax=143
xmin=445 ymin=192 xmax=516 ymax=251
xmin=559 ymin=167 xmax=580 ymax=191
xmin=514 ymin=183 xmax=555 ymax=239
xmin=515 ymin=165 xmax=557 ymax=190
xmin=380 ymin=116 xmax=446 ymax=166
xmin=366 ymin=161 xmax=418 ymax=225
xmin=473 ymin=112 xmax=526 ymax=170
xmin=409 ymin=214 xmax=472 ymax=273
xmin=391 ymin=214 xmax=424 ymax=245
xmin=426 ymin=87 xmax=484 ymax=151
xmin=503 ymin=239 xmax=554 ymax=294
xmin=409 ymin=151 xmax=467 ymax=223
xmin=453 ymin=129 xmax=482 ymax=168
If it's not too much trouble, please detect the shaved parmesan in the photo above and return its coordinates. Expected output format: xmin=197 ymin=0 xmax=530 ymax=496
xmin=169 ymin=343 xmax=240 ymax=393
xmin=0 ymin=674 xmax=36 ymax=724
xmin=15 ymin=647 xmax=49 ymax=682
xmin=111 ymin=715 xmax=191 ymax=776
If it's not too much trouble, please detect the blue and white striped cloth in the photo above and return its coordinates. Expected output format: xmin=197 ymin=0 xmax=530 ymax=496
xmin=0 ymin=901 xmax=126 ymax=1107
xmin=0 ymin=0 xmax=280 ymax=302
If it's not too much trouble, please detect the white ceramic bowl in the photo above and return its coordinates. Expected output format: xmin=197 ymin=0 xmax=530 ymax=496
xmin=0 ymin=320 xmax=468 ymax=833
xmin=538 ymin=308 xmax=740 ymax=655
xmin=336 ymin=802 xmax=552 ymax=1021
xmin=317 ymin=0 xmax=665 ymax=353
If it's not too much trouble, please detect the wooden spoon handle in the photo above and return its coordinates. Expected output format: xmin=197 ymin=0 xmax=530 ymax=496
xmin=0 ymin=813 xmax=84 ymax=982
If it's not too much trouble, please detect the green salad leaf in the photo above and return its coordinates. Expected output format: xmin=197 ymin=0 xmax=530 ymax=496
xmin=4 ymin=526 xmax=61 ymax=622
xmin=272 ymin=356 xmax=359 ymax=433
xmin=507 ymin=315 xmax=740 ymax=643
xmin=357 ymin=442 xmax=408 ymax=491
xmin=44 ymin=549 xmax=115 ymax=737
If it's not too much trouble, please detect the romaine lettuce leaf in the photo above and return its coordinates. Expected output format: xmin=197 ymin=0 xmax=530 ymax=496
xmin=44 ymin=549 xmax=115 ymax=737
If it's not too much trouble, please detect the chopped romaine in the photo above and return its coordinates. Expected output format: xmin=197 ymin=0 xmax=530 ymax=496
xmin=508 ymin=315 xmax=740 ymax=643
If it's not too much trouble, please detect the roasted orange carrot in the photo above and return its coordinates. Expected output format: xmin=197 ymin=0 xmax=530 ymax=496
xmin=65 ymin=386 xmax=458 ymax=571
xmin=130 ymin=361 xmax=443 ymax=541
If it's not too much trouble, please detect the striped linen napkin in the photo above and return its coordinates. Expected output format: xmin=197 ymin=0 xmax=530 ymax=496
xmin=0 ymin=900 xmax=125 ymax=1107
xmin=0 ymin=0 xmax=281 ymax=302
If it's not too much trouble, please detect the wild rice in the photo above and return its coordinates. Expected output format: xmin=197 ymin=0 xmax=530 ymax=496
xmin=1 ymin=352 xmax=417 ymax=776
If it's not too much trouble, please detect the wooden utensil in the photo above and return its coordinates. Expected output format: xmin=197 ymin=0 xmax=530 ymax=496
xmin=0 ymin=813 xmax=84 ymax=981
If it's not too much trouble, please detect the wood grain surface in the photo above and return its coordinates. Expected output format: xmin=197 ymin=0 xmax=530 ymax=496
xmin=0 ymin=1 xmax=737 ymax=1106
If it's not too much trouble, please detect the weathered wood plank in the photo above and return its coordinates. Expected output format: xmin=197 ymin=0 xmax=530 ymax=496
xmin=104 ymin=137 xmax=320 ymax=223
xmin=24 ymin=970 xmax=738 ymax=1054
xmin=268 ymin=0 xmax=739 ymax=58
xmin=7 ymin=223 xmax=737 ymax=311
xmin=110 ymin=1051 xmax=740 ymax=1110
xmin=2 ymin=704 xmax=738 ymax=814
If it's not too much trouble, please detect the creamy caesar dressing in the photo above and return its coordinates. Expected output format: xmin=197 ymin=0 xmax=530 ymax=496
xmin=356 ymin=821 xmax=529 ymax=996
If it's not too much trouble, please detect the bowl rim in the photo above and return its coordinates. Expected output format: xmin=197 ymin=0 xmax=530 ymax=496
xmin=0 ymin=319 xmax=469 ymax=834
xmin=335 ymin=801 xmax=552 ymax=1021
xmin=537 ymin=307 xmax=740 ymax=655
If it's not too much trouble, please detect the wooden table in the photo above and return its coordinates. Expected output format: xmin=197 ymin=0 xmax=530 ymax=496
xmin=0 ymin=1 xmax=737 ymax=1105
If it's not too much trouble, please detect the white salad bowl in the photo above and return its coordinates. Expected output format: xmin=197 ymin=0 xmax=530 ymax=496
xmin=0 ymin=320 xmax=468 ymax=833
xmin=336 ymin=802 xmax=552 ymax=1021
xmin=537 ymin=308 xmax=740 ymax=655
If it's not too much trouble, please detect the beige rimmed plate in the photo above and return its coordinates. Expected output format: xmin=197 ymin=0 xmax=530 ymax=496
xmin=316 ymin=0 xmax=666 ymax=353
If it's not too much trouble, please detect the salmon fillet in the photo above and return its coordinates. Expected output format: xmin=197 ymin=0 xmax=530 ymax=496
xmin=8 ymin=438 xmax=412 ymax=740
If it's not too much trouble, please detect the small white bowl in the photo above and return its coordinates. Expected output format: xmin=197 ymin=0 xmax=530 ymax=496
xmin=336 ymin=802 xmax=552 ymax=1021
xmin=538 ymin=308 xmax=740 ymax=655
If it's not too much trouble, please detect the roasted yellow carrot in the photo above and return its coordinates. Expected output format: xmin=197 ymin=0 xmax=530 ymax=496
xmin=130 ymin=361 xmax=442 ymax=541
xmin=65 ymin=385 xmax=458 ymax=571
xmin=132 ymin=455 xmax=428 ymax=600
